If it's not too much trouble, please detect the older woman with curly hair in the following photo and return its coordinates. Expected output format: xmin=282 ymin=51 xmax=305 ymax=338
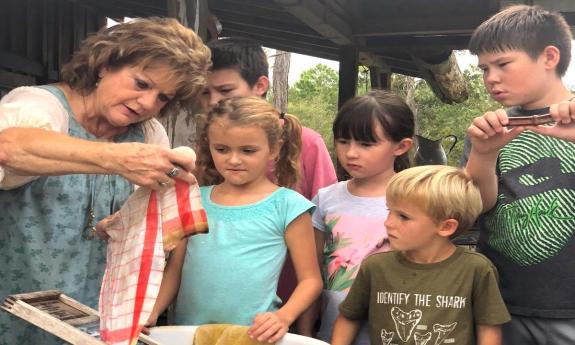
xmin=0 ymin=17 xmax=210 ymax=343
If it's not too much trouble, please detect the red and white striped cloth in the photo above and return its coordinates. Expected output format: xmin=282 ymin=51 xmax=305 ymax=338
xmin=99 ymin=180 xmax=208 ymax=345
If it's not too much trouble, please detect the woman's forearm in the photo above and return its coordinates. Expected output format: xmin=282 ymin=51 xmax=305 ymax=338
xmin=0 ymin=127 xmax=112 ymax=176
xmin=0 ymin=127 xmax=197 ymax=189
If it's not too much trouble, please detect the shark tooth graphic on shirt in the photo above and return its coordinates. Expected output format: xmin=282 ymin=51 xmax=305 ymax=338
xmin=414 ymin=331 xmax=433 ymax=345
xmin=380 ymin=329 xmax=394 ymax=345
xmin=433 ymin=322 xmax=457 ymax=345
xmin=390 ymin=306 xmax=422 ymax=342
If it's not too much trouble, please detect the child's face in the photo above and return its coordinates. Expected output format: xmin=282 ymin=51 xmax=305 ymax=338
xmin=335 ymin=122 xmax=407 ymax=180
xmin=478 ymin=49 xmax=551 ymax=109
xmin=208 ymin=119 xmax=278 ymax=188
xmin=199 ymin=68 xmax=266 ymax=111
xmin=384 ymin=200 xmax=447 ymax=258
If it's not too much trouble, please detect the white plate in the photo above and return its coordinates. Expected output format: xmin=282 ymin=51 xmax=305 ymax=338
xmin=148 ymin=326 xmax=330 ymax=345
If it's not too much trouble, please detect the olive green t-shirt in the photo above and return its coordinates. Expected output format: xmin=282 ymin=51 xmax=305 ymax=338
xmin=339 ymin=247 xmax=510 ymax=345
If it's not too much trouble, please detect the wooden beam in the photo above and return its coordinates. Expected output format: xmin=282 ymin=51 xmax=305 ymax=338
xmin=216 ymin=12 xmax=322 ymax=39
xmin=57 ymin=2 xmax=73 ymax=69
xmin=210 ymin=1 xmax=289 ymax=24
xmin=223 ymin=22 xmax=337 ymax=50
xmin=504 ymin=0 xmax=575 ymax=12
xmin=220 ymin=27 xmax=339 ymax=60
xmin=273 ymin=0 xmax=354 ymax=45
xmin=26 ymin=0 xmax=42 ymax=61
xmin=366 ymin=35 xmax=471 ymax=53
xmin=499 ymin=1 xmax=575 ymax=26
xmin=412 ymin=51 xmax=468 ymax=104
xmin=359 ymin=51 xmax=389 ymax=69
xmin=9 ymin=0 xmax=26 ymax=55
xmin=338 ymin=46 xmax=358 ymax=108
xmin=390 ymin=67 xmax=422 ymax=78
xmin=76 ymin=0 xmax=167 ymax=18
xmin=0 ymin=70 xmax=36 ymax=88
xmin=369 ymin=67 xmax=391 ymax=90
xmin=211 ymin=0 xmax=282 ymax=12
xmin=0 ymin=52 xmax=44 ymax=76
xmin=72 ymin=3 xmax=85 ymax=52
xmin=43 ymin=0 xmax=60 ymax=82
xmin=326 ymin=0 xmax=349 ymax=19
xmin=354 ymin=15 xmax=485 ymax=37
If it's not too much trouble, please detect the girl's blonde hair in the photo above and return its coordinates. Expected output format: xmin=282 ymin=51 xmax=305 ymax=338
xmin=60 ymin=17 xmax=211 ymax=117
xmin=386 ymin=165 xmax=483 ymax=237
xmin=195 ymin=97 xmax=302 ymax=188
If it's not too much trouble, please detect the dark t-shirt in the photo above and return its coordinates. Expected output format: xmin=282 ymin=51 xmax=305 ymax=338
xmin=461 ymin=106 xmax=575 ymax=318
xmin=339 ymin=248 xmax=510 ymax=345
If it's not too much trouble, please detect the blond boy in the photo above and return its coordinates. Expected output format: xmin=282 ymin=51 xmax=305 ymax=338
xmin=331 ymin=166 xmax=510 ymax=345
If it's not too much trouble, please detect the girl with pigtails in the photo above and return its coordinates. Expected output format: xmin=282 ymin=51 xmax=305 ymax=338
xmin=148 ymin=97 xmax=322 ymax=343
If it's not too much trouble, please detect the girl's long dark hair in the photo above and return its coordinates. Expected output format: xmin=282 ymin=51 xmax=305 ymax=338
xmin=333 ymin=90 xmax=415 ymax=177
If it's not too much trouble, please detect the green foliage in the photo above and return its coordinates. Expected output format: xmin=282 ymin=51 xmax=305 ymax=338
xmin=288 ymin=64 xmax=371 ymax=162
xmin=290 ymin=64 xmax=339 ymax=110
xmin=407 ymin=66 xmax=499 ymax=166
xmin=288 ymin=64 xmax=339 ymax=161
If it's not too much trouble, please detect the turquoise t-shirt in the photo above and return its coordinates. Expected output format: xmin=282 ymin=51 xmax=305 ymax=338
xmin=174 ymin=186 xmax=315 ymax=325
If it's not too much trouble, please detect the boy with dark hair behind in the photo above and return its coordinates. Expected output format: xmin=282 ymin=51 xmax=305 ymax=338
xmin=198 ymin=37 xmax=337 ymax=336
xmin=463 ymin=5 xmax=575 ymax=344
xmin=208 ymin=37 xmax=268 ymax=87
xmin=331 ymin=165 xmax=510 ymax=345
xmin=199 ymin=37 xmax=337 ymax=200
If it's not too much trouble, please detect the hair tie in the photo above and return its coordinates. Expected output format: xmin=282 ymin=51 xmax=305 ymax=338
xmin=279 ymin=112 xmax=285 ymax=119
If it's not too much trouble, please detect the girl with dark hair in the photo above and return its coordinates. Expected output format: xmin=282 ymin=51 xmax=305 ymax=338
xmin=309 ymin=90 xmax=415 ymax=344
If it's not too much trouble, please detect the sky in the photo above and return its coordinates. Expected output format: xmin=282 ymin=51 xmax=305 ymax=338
xmin=279 ymin=45 xmax=575 ymax=89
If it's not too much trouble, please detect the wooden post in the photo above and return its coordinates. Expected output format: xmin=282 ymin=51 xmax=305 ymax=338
xmin=272 ymin=50 xmax=290 ymax=113
xmin=369 ymin=66 xmax=391 ymax=90
xmin=161 ymin=0 xmax=209 ymax=149
xmin=338 ymin=46 xmax=358 ymax=108
xmin=336 ymin=46 xmax=358 ymax=180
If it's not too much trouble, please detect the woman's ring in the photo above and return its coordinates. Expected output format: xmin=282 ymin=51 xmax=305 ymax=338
xmin=158 ymin=181 xmax=169 ymax=187
xmin=167 ymin=167 xmax=180 ymax=178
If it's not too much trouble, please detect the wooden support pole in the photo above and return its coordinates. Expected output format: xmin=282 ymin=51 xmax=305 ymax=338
xmin=369 ymin=66 xmax=391 ymax=90
xmin=338 ymin=45 xmax=358 ymax=108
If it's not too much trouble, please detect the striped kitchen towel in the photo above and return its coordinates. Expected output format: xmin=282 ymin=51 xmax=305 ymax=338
xmin=99 ymin=179 xmax=208 ymax=345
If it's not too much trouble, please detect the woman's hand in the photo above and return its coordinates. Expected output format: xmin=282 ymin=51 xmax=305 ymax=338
xmin=94 ymin=213 xmax=121 ymax=241
xmin=105 ymin=144 xmax=197 ymax=190
xmin=248 ymin=311 xmax=289 ymax=343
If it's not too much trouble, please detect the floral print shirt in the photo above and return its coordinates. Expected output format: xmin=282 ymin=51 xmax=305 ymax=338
xmin=312 ymin=181 xmax=390 ymax=292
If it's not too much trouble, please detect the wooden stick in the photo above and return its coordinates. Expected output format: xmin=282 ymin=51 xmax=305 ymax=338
xmin=507 ymin=114 xmax=554 ymax=127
